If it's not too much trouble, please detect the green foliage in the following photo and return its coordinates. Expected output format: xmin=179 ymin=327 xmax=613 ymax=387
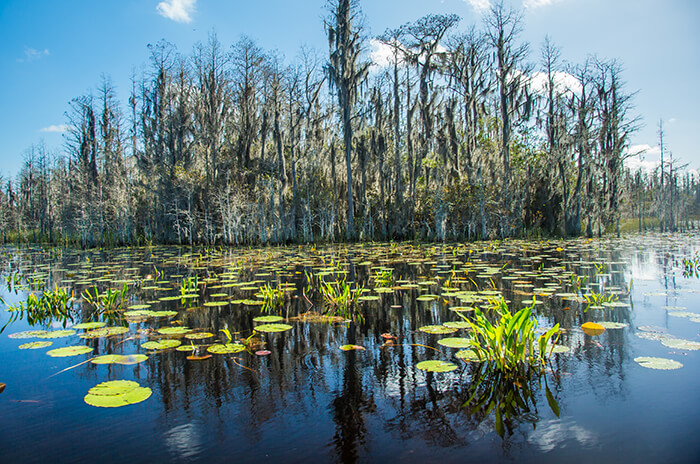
xmin=4 ymin=285 xmax=75 ymax=329
xmin=82 ymin=283 xmax=129 ymax=315
xmin=583 ymin=290 xmax=617 ymax=310
xmin=372 ymin=268 xmax=393 ymax=287
xmin=318 ymin=275 xmax=364 ymax=321
xmin=179 ymin=275 xmax=199 ymax=296
xmin=258 ymin=282 xmax=286 ymax=310
xmin=457 ymin=297 xmax=559 ymax=376
xmin=682 ymin=253 xmax=700 ymax=278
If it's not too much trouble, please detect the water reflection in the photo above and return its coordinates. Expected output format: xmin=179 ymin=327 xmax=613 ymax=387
xmin=0 ymin=233 xmax=698 ymax=462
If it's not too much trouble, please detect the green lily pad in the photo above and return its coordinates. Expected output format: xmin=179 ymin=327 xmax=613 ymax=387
xmin=455 ymin=349 xmax=481 ymax=362
xmin=47 ymin=345 xmax=93 ymax=357
xmin=358 ymin=295 xmax=380 ymax=301
xmin=634 ymin=356 xmax=683 ymax=370
xmin=184 ymin=332 xmax=214 ymax=340
xmin=443 ymin=321 xmax=471 ymax=329
xmin=84 ymin=380 xmax=152 ymax=408
xmin=449 ymin=306 xmax=475 ymax=312
xmin=207 ymin=343 xmax=245 ymax=354
xmin=18 ymin=341 xmax=53 ymax=349
xmin=437 ymin=337 xmax=472 ymax=348
xmin=203 ymin=301 xmax=229 ymax=307
xmin=141 ymin=340 xmax=181 ymax=350
xmin=151 ymin=310 xmax=178 ymax=317
xmin=668 ymin=311 xmax=698 ymax=319
xmin=73 ymin=322 xmax=106 ymax=330
xmin=546 ymin=345 xmax=571 ymax=354
xmin=80 ymin=327 xmax=130 ymax=339
xmin=254 ymin=324 xmax=293 ymax=333
xmin=253 ymin=316 xmax=284 ymax=323
xmin=156 ymin=327 xmax=191 ymax=335
xmin=660 ymin=338 xmax=700 ymax=351
xmin=37 ymin=330 xmax=76 ymax=339
xmin=8 ymin=330 xmax=48 ymax=339
xmin=91 ymin=354 xmax=148 ymax=365
xmin=176 ymin=345 xmax=201 ymax=352
xmin=597 ymin=321 xmax=628 ymax=329
xmin=419 ymin=325 xmax=458 ymax=335
xmin=127 ymin=304 xmax=151 ymax=310
xmin=416 ymin=295 xmax=439 ymax=302
xmin=416 ymin=360 xmax=458 ymax=372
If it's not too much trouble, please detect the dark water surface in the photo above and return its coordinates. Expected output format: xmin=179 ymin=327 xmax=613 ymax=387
xmin=1 ymin=233 xmax=699 ymax=463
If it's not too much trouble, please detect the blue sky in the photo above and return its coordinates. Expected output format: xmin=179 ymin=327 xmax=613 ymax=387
xmin=1 ymin=0 xmax=698 ymax=177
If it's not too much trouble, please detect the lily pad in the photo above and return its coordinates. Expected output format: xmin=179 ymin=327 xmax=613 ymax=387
xmin=581 ymin=322 xmax=606 ymax=336
xmin=419 ymin=325 xmax=458 ymax=335
xmin=254 ymin=324 xmax=293 ymax=333
xmin=340 ymin=344 xmax=366 ymax=351
xmin=597 ymin=321 xmax=628 ymax=329
xmin=203 ymin=301 xmax=229 ymax=307
xmin=37 ymin=330 xmax=76 ymax=339
xmin=184 ymin=332 xmax=214 ymax=340
xmin=443 ymin=321 xmax=471 ymax=329
xmin=634 ymin=356 xmax=683 ymax=370
xmin=73 ymin=322 xmax=106 ymax=330
xmin=253 ymin=316 xmax=284 ymax=323
xmin=47 ymin=345 xmax=93 ymax=357
xmin=416 ymin=360 xmax=458 ymax=372
xmin=437 ymin=337 xmax=472 ymax=348
xmin=141 ymin=340 xmax=181 ymax=350
xmin=80 ymin=327 xmax=130 ymax=339
xmin=455 ymin=349 xmax=481 ymax=362
xmin=84 ymin=380 xmax=152 ymax=408
xmin=18 ymin=341 xmax=53 ymax=350
xmin=91 ymin=354 xmax=148 ymax=365
xmin=8 ymin=330 xmax=48 ymax=339
xmin=156 ymin=327 xmax=191 ymax=335
xmin=207 ymin=343 xmax=245 ymax=354
xmin=660 ymin=338 xmax=700 ymax=351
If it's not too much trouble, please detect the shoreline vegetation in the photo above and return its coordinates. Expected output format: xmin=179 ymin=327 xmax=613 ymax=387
xmin=1 ymin=0 xmax=698 ymax=248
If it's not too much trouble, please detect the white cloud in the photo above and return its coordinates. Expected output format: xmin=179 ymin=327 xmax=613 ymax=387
xmin=370 ymin=39 xmax=395 ymax=69
xmin=524 ymin=0 xmax=563 ymax=8
xmin=528 ymin=419 xmax=597 ymax=453
xmin=17 ymin=47 xmax=49 ymax=63
xmin=156 ymin=0 xmax=196 ymax=23
xmin=526 ymin=71 xmax=582 ymax=97
xmin=40 ymin=124 xmax=72 ymax=133
xmin=465 ymin=0 xmax=491 ymax=12
xmin=668 ymin=118 xmax=677 ymax=124
xmin=625 ymin=144 xmax=661 ymax=173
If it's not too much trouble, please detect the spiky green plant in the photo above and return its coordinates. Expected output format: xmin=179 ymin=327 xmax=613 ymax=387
xmin=258 ymin=282 xmax=285 ymax=310
xmin=5 ymin=285 xmax=75 ymax=328
xmin=457 ymin=297 xmax=559 ymax=376
xmin=319 ymin=276 xmax=364 ymax=321
xmin=82 ymin=283 xmax=129 ymax=314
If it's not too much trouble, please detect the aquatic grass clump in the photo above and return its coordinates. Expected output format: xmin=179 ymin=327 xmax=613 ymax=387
xmin=4 ymin=285 xmax=75 ymax=331
xmin=457 ymin=297 xmax=559 ymax=377
xmin=319 ymin=275 xmax=364 ymax=321
xmin=258 ymin=282 xmax=286 ymax=310
xmin=583 ymin=290 xmax=617 ymax=311
xmin=682 ymin=253 xmax=700 ymax=278
xmin=82 ymin=283 xmax=129 ymax=315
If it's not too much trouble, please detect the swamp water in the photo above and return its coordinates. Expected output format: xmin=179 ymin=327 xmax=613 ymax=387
xmin=0 ymin=233 xmax=699 ymax=463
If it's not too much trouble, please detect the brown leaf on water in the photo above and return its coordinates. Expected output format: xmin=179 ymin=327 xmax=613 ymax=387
xmin=187 ymin=355 xmax=212 ymax=361
xmin=0 ymin=383 xmax=5 ymax=394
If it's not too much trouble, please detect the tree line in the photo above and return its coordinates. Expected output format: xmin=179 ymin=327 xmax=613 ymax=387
xmin=0 ymin=0 xmax=697 ymax=246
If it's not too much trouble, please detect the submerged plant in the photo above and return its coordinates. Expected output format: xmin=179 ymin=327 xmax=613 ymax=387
xmin=457 ymin=297 xmax=559 ymax=376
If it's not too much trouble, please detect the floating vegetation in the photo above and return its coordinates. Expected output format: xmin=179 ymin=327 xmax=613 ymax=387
xmin=141 ymin=340 xmax=181 ymax=350
xmin=253 ymin=316 xmax=284 ymax=323
xmin=258 ymin=282 xmax=286 ymax=310
xmin=4 ymin=285 xmax=75 ymax=329
xmin=207 ymin=343 xmax=245 ymax=354
xmin=82 ymin=283 xmax=128 ymax=315
xmin=18 ymin=341 xmax=52 ymax=349
xmin=339 ymin=344 xmax=366 ymax=351
xmin=84 ymin=380 xmax=152 ymax=408
xmin=660 ymin=338 xmax=700 ymax=351
xmin=73 ymin=322 xmax=106 ymax=330
xmin=419 ymin=325 xmax=458 ymax=335
xmin=254 ymin=323 xmax=293 ymax=333
xmin=37 ymin=330 xmax=76 ymax=339
xmin=634 ymin=357 xmax=683 ymax=370
xmin=437 ymin=337 xmax=472 ymax=348
xmin=156 ymin=327 xmax=192 ymax=336
xmin=318 ymin=275 xmax=364 ymax=321
xmin=91 ymin=354 xmax=148 ymax=365
xmin=46 ymin=345 xmax=93 ymax=357
xmin=455 ymin=349 xmax=480 ymax=361
xmin=597 ymin=321 xmax=628 ymax=329
xmin=8 ymin=330 xmax=48 ymax=339
xmin=184 ymin=332 xmax=214 ymax=340
xmin=581 ymin=322 xmax=606 ymax=336
xmin=80 ymin=327 xmax=129 ymax=339
xmin=416 ymin=360 xmax=458 ymax=372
